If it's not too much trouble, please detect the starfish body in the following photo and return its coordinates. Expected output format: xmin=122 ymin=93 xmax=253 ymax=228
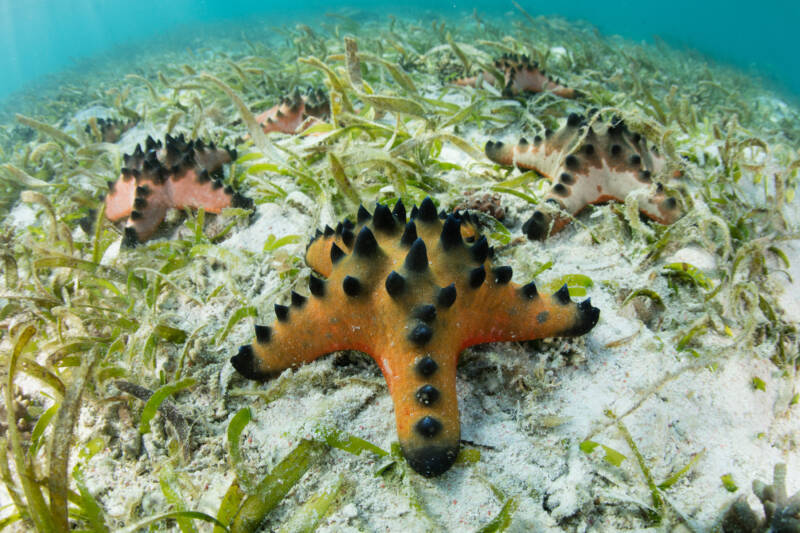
xmin=256 ymin=87 xmax=330 ymax=135
xmin=231 ymin=198 xmax=600 ymax=477
xmin=104 ymin=134 xmax=251 ymax=245
xmin=455 ymin=54 xmax=576 ymax=99
xmin=485 ymin=113 xmax=681 ymax=239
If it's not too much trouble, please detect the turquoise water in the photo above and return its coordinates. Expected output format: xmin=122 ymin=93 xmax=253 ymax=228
xmin=1 ymin=0 xmax=799 ymax=101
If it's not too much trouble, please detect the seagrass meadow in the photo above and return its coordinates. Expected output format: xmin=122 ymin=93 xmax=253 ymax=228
xmin=1 ymin=6 xmax=800 ymax=532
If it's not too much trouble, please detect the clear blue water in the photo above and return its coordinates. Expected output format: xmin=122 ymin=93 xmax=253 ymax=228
xmin=1 ymin=0 xmax=799 ymax=102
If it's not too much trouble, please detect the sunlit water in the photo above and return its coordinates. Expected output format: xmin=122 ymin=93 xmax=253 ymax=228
xmin=1 ymin=0 xmax=798 ymax=102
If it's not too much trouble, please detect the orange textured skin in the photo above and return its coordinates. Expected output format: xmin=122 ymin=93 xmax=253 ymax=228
xmin=104 ymin=134 xmax=251 ymax=245
xmin=486 ymin=113 xmax=682 ymax=240
xmin=453 ymin=71 xmax=498 ymax=88
xmin=256 ymin=87 xmax=330 ymax=135
xmin=231 ymin=198 xmax=600 ymax=477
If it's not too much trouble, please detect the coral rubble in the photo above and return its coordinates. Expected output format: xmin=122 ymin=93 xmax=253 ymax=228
xmin=722 ymin=463 xmax=800 ymax=533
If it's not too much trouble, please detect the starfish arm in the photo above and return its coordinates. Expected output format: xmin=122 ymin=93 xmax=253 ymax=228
xmin=549 ymin=85 xmax=577 ymax=98
xmin=256 ymin=87 xmax=330 ymax=135
xmin=582 ymin=167 xmax=679 ymax=224
xmin=105 ymin=174 xmax=137 ymax=222
xmin=257 ymin=89 xmax=308 ymax=134
xmin=305 ymin=231 xmax=354 ymax=278
xmin=454 ymin=280 xmax=599 ymax=350
xmin=166 ymin=170 xmax=240 ymax=214
xmin=377 ymin=345 xmax=461 ymax=478
xmin=302 ymin=88 xmax=330 ymax=120
xmin=191 ymin=144 xmax=234 ymax=172
xmin=231 ymin=294 xmax=372 ymax=380
xmin=91 ymin=117 xmax=134 ymax=143
xmin=485 ymin=137 xmax=568 ymax=179
xmin=123 ymin=179 xmax=169 ymax=243
xmin=260 ymin=105 xmax=305 ymax=134
xmin=305 ymin=237 xmax=339 ymax=278
xmin=454 ymin=71 xmax=498 ymax=88
xmin=510 ymin=68 xmax=574 ymax=98
xmin=631 ymin=184 xmax=682 ymax=224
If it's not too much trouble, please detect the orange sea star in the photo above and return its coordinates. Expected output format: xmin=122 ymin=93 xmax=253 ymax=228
xmin=486 ymin=113 xmax=681 ymax=239
xmin=231 ymin=198 xmax=600 ymax=476
xmin=104 ymin=134 xmax=251 ymax=245
xmin=256 ymin=87 xmax=330 ymax=135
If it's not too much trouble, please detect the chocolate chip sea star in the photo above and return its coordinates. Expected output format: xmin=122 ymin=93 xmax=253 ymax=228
xmin=256 ymin=87 xmax=330 ymax=134
xmin=455 ymin=53 xmax=576 ymax=99
xmin=104 ymin=134 xmax=251 ymax=245
xmin=231 ymin=198 xmax=600 ymax=477
xmin=85 ymin=117 xmax=135 ymax=143
xmin=494 ymin=53 xmax=576 ymax=98
xmin=486 ymin=113 xmax=681 ymax=239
